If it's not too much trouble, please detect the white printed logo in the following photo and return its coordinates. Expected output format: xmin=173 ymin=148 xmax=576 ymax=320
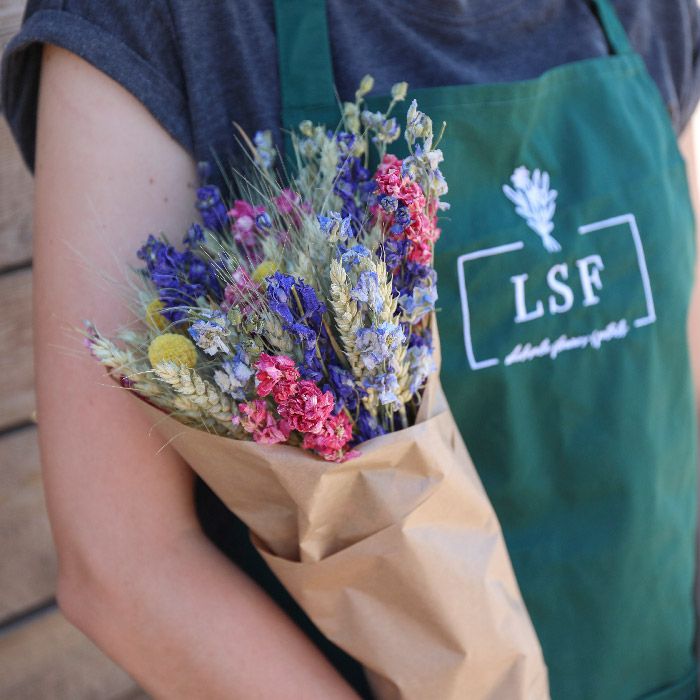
xmin=503 ymin=166 xmax=561 ymax=252
xmin=457 ymin=166 xmax=657 ymax=371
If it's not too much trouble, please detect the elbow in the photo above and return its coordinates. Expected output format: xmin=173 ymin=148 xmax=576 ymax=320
xmin=55 ymin=550 xmax=108 ymax=636
xmin=54 ymin=524 xmax=202 ymax=638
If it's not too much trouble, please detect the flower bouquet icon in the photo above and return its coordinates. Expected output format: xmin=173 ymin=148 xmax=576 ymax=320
xmin=503 ymin=166 xmax=561 ymax=252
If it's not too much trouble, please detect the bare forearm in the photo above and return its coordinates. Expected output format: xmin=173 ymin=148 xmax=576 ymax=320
xmin=60 ymin=529 xmax=359 ymax=700
xmin=679 ymin=128 xmax=700 ymax=414
xmin=39 ymin=355 xmax=359 ymax=700
xmin=34 ymin=45 xmax=360 ymax=700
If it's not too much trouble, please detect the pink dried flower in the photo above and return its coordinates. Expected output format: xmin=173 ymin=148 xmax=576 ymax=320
xmin=375 ymin=160 xmax=403 ymax=198
xmin=228 ymin=200 xmax=265 ymax=247
xmin=237 ymin=399 xmax=269 ymax=433
xmin=406 ymin=211 xmax=439 ymax=245
xmin=408 ymin=239 xmax=433 ymax=265
xmin=254 ymin=414 xmax=291 ymax=445
xmin=232 ymin=215 xmax=256 ymax=246
xmin=271 ymin=379 xmax=297 ymax=403
xmin=236 ymin=399 xmax=290 ymax=445
xmin=222 ymin=268 xmax=259 ymax=313
xmin=398 ymin=180 xmax=426 ymax=211
xmin=425 ymin=218 xmax=441 ymax=244
xmin=277 ymin=380 xmax=335 ymax=435
xmin=375 ymin=153 xmax=401 ymax=177
xmin=229 ymin=200 xmax=263 ymax=220
xmin=274 ymin=189 xmax=300 ymax=215
xmin=302 ymin=411 xmax=355 ymax=462
xmin=255 ymin=354 xmax=300 ymax=401
xmin=273 ymin=189 xmax=310 ymax=227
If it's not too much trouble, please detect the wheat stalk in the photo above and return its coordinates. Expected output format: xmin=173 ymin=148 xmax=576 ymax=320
xmin=263 ymin=313 xmax=295 ymax=354
xmin=88 ymin=333 xmax=134 ymax=373
xmin=329 ymin=259 xmax=363 ymax=377
xmin=373 ymin=259 xmax=398 ymax=322
xmin=87 ymin=327 xmax=169 ymax=400
xmin=153 ymin=362 xmax=237 ymax=429
xmin=373 ymin=260 xmax=411 ymax=401
xmin=393 ymin=343 xmax=412 ymax=403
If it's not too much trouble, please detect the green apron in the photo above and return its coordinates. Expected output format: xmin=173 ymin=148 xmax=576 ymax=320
xmin=273 ymin=1 xmax=699 ymax=697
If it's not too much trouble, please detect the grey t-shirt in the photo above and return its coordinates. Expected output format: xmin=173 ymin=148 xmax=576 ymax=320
xmin=3 ymin=2 xmax=700 ymax=696
xmin=4 ymin=0 xmax=700 ymax=176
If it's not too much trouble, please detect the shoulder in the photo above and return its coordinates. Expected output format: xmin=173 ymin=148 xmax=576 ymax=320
xmin=2 ymin=0 xmax=278 ymax=171
xmin=2 ymin=0 xmax=188 ymax=169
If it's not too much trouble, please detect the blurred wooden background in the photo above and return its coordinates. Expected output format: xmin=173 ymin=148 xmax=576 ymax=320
xmin=0 ymin=0 xmax=148 ymax=697
xmin=1 ymin=0 xmax=700 ymax=697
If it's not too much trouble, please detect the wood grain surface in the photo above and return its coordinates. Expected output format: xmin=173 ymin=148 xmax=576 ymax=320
xmin=0 ymin=608 xmax=141 ymax=700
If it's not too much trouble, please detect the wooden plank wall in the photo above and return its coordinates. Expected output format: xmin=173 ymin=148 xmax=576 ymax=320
xmin=0 ymin=1 xmax=148 ymax=697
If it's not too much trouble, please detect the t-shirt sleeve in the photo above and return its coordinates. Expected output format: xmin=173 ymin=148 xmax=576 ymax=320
xmin=1 ymin=0 xmax=193 ymax=172
xmin=678 ymin=0 xmax=700 ymax=130
xmin=615 ymin=0 xmax=700 ymax=133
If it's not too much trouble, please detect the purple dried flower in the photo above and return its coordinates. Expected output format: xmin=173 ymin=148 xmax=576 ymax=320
xmin=328 ymin=364 xmax=362 ymax=412
xmin=183 ymin=223 xmax=205 ymax=249
xmin=318 ymin=212 xmax=352 ymax=241
xmin=333 ymin=133 xmax=372 ymax=230
xmin=380 ymin=239 xmax=410 ymax=271
xmin=187 ymin=311 xmax=230 ymax=356
xmin=213 ymin=347 xmax=254 ymax=400
xmin=295 ymin=279 xmax=327 ymax=326
xmin=407 ymin=343 xmax=436 ymax=394
xmin=256 ymin=211 xmax=272 ymax=229
xmin=137 ymin=235 xmax=221 ymax=322
xmin=265 ymin=272 xmax=296 ymax=324
xmin=357 ymin=407 xmax=386 ymax=441
xmin=355 ymin=322 xmax=405 ymax=371
xmin=378 ymin=194 xmax=398 ymax=214
xmin=350 ymin=270 xmax=383 ymax=314
xmin=398 ymin=280 xmax=438 ymax=324
xmin=409 ymin=327 xmax=433 ymax=349
xmin=340 ymin=244 xmax=371 ymax=271
xmin=390 ymin=205 xmax=411 ymax=234
xmin=196 ymin=185 xmax=228 ymax=232
xmin=364 ymin=371 xmax=401 ymax=407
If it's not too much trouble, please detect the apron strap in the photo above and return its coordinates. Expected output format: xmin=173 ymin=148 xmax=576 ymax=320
xmin=589 ymin=0 xmax=633 ymax=55
xmin=273 ymin=0 xmax=336 ymax=125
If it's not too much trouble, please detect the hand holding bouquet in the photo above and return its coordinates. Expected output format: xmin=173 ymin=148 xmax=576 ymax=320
xmin=85 ymin=77 xmax=549 ymax=699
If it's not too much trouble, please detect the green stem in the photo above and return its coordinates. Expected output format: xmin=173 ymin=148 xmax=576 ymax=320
xmin=290 ymin=287 xmax=330 ymax=381
xmin=314 ymin=344 xmax=330 ymax=381
xmin=399 ymin=405 xmax=408 ymax=430
xmin=342 ymin=405 xmax=356 ymax=427
xmin=432 ymin=121 xmax=447 ymax=150
xmin=322 ymin=317 xmax=352 ymax=370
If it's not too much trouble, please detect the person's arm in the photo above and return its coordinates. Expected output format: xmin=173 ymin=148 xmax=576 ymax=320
xmin=692 ymin=202 xmax=700 ymax=416
xmin=36 ymin=44 xmax=360 ymax=700
xmin=679 ymin=127 xmax=700 ymax=416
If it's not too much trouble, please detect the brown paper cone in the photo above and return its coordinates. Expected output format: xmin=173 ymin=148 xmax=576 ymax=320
xmin=138 ymin=369 xmax=550 ymax=699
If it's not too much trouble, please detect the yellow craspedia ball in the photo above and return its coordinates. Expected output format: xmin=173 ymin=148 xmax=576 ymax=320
xmin=252 ymin=260 xmax=279 ymax=285
xmin=145 ymin=299 xmax=169 ymax=331
xmin=148 ymin=333 xmax=197 ymax=368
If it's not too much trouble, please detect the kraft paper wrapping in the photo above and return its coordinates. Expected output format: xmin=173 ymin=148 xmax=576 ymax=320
xmin=139 ymin=372 xmax=550 ymax=699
